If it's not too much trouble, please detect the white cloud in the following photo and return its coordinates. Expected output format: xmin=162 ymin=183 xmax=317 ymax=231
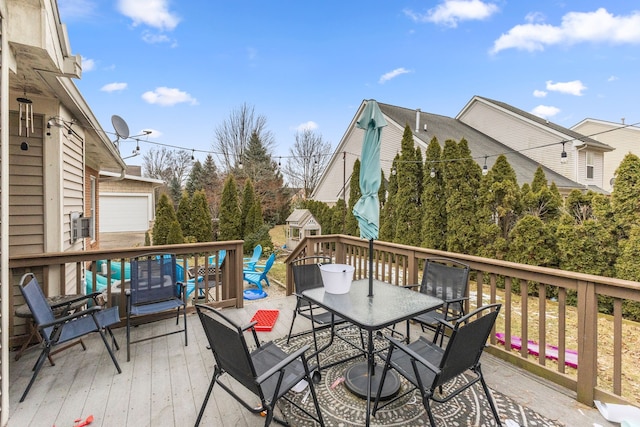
xmin=141 ymin=87 xmax=198 ymax=106
xmin=247 ymin=47 xmax=258 ymax=60
xmin=294 ymin=121 xmax=318 ymax=132
xmin=531 ymin=105 xmax=560 ymax=119
xmin=379 ymin=68 xmax=412 ymax=84
xmin=142 ymin=31 xmax=176 ymax=46
xmin=81 ymin=56 xmax=96 ymax=72
xmin=491 ymin=8 xmax=640 ymax=54
xmin=546 ymin=80 xmax=586 ymax=96
xmin=101 ymin=82 xmax=127 ymax=92
xmin=117 ymin=0 xmax=180 ymax=31
xmin=608 ymin=75 xmax=619 ymax=82
xmin=533 ymin=90 xmax=547 ymax=98
xmin=404 ymin=0 xmax=499 ymax=28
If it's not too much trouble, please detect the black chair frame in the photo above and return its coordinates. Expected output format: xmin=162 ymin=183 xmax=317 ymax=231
xmin=195 ymin=304 xmax=325 ymax=427
xmin=18 ymin=273 xmax=121 ymax=402
xmin=126 ymin=252 xmax=187 ymax=361
xmin=401 ymin=257 xmax=470 ymax=344
xmin=373 ymin=303 xmax=502 ymax=426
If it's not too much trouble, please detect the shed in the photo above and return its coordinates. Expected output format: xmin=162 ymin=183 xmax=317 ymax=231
xmin=285 ymin=209 xmax=321 ymax=249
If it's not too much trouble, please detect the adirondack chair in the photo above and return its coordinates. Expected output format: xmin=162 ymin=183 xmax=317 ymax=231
xmin=243 ymin=253 xmax=275 ymax=292
xmin=243 ymin=244 xmax=262 ymax=270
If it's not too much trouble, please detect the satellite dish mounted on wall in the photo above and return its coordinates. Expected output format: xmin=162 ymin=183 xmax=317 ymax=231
xmin=111 ymin=115 xmax=130 ymax=150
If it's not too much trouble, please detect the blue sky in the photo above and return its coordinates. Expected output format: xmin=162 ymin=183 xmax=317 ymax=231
xmin=58 ymin=0 xmax=640 ymax=167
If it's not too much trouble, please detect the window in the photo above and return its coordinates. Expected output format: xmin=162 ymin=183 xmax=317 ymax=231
xmin=586 ymin=152 xmax=594 ymax=180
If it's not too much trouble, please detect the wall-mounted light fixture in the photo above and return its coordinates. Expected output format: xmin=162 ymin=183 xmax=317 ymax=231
xmin=482 ymin=156 xmax=488 ymax=176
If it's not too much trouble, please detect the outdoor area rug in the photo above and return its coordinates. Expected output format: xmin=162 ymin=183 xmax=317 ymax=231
xmin=275 ymin=327 xmax=563 ymax=426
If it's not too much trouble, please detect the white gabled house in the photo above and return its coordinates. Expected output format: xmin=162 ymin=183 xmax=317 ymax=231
xmin=571 ymin=118 xmax=640 ymax=192
xmin=313 ymin=98 xmax=608 ymax=205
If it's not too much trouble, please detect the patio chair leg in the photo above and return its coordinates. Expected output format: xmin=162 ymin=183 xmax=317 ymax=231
xmin=126 ymin=313 xmax=131 ymax=362
xmin=478 ymin=365 xmax=502 ymax=426
xmin=183 ymin=305 xmax=188 ymax=346
xmin=286 ymin=309 xmax=298 ymax=344
xmin=20 ymin=346 xmax=51 ymax=402
xmin=423 ymin=397 xmax=437 ymax=427
xmin=195 ymin=373 xmax=218 ymax=427
xmin=98 ymin=329 xmax=122 ymax=374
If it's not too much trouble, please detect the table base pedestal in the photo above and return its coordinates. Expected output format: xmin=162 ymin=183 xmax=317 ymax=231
xmin=344 ymin=362 xmax=400 ymax=401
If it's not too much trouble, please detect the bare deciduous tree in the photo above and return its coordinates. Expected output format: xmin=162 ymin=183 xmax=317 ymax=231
xmin=142 ymin=147 xmax=193 ymax=186
xmin=282 ymin=129 xmax=332 ymax=198
xmin=213 ymin=103 xmax=274 ymax=171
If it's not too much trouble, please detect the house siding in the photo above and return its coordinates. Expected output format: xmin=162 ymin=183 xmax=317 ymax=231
xmin=8 ymin=112 xmax=44 ymax=255
xmin=573 ymin=120 xmax=640 ymax=192
xmin=458 ymin=101 xmax=577 ymax=181
xmin=313 ymin=106 xmax=421 ymax=204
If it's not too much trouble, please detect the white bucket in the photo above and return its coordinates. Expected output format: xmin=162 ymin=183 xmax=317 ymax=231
xmin=319 ymin=264 xmax=355 ymax=294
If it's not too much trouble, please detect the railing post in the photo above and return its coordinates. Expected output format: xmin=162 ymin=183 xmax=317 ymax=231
xmin=576 ymin=280 xmax=597 ymax=405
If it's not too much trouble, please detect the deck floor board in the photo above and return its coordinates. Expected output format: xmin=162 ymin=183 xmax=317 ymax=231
xmin=8 ymin=294 xmax=606 ymax=426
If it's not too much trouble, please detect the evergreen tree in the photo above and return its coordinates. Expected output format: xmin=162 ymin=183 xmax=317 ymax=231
xmin=240 ymin=180 xmax=256 ymax=235
xmin=301 ymin=199 xmax=334 ymax=234
xmin=557 ymin=214 xmax=616 ymax=277
xmin=508 ymin=215 xmax=557 ymax=267
xmin=201 ymin=154 xmax=220 ymax=217
xmin=345 ymin=159 xmax=361 ymax=236
xmin=421 ymin=137 xmax=446 ymax=250
xmin=191 ymin=190 xmax=213 ymax=242
xmin=379 ymin=155 xmax=399 ymax=242
xmin=331 ymin=198 xmax=347 ymax=235
xmin=443 ymin=139 xmax=481 ymax=255
xmin=176 ymin=192 xmax=192 ymax=239
xmin=522 ymin=166 xmax=562 ymax=222
xmin=218 ymin=174 xmax=242 ymax=241
xmin=242 ymin=130 xmax=290 ymax=224
xmin=394 ymin=124 xmax=422 ymax=246
xmin=611 ymin=153 xmax=640 ymax=240
xmin=477 ymin=155 xmax=521 ymax=259
xmin=186 ymin=160 xmax=204 ymax=196
xmin=152 ymin=193 xmax=177 ymax=245
xmin=166 ymin=220 xmax=185 ymax=244
xmin=168 ymin=175 xmax=182 ymax=208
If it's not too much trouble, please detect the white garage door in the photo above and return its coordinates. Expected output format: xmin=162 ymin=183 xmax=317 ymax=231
xmin=100 ymin=194 xmax=151 ymax=232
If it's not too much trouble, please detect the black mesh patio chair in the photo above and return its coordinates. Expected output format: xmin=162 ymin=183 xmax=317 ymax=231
xmin=18 ymin=273 xmax=121 ymax=402
xmin=401 ymin=257 xmax=470 ymax=344
xmin=126 ymin=253 xmax=187 ymax=361
xmin=195 ymin=304 xmax=325 ymax=427
xmin=373 ymin=303 xmax=503 ymax=426
xmin=286 ymin=256 xmax=347 ymax=342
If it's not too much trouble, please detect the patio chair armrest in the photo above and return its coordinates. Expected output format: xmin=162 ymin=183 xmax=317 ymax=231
xmin=443 ymin=296 xmax=468 ymax=305
xmin=255 ymin=344 xmax=311 ymax=385
xmin=401 ymin=283 xmax=420 ymax=290
xmin=37 ymin=305 xmax=102 ymax=329
xmin=387 ymin=337 xmax=441 ymax=375
xmin=240 ymin=320 xmax=259 ymax=333
xmin=49 ymin=293 xmax=97 ymax=310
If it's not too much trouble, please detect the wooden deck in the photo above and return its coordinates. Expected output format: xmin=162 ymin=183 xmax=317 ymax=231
xmin=8 ymin=293 xmax=608 ymax=427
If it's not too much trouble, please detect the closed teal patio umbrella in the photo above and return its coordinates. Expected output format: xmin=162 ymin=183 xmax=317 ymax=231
xmin=352 ymin=99 xmax=387 ymax=296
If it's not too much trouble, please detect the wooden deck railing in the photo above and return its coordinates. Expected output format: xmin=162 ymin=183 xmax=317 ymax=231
xmin=8 ymin=241 xmax=245 ymax=349
xmin=285 ymin=234 xmax=640 ymax=408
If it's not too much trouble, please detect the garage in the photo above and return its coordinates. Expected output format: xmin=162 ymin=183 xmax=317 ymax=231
xmin=100 ymin=194 xmax=152 ymax=232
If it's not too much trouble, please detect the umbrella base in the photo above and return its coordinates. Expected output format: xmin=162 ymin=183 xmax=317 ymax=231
xmin=344 ymin=362 xmax=400 ymax=401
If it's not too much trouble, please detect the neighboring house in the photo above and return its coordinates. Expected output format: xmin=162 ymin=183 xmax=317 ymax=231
xmin=99 ymin=169 xmax=164 ymax=234
xmin=571 ymin=118 xmax=640 ymax=192
xmin=457 ymin=96 xmax=614 ymax=192
xmin=1 ymin=1 xmax=125 ymax=421
xmin=285 ymin=209 xmax=321 ymax=249
xmin=313 ymin=98 xmax=605 ymax=205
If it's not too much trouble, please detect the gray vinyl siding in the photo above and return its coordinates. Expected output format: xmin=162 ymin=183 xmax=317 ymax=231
xmin=458 ymin=101 xmax=577 ymax=181
xmin=9 ymin=112 xmax=44 ymax=255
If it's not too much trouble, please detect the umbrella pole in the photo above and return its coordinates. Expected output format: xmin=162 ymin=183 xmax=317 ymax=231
xmin=368 ymin=238 xmax=374 ymax=297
